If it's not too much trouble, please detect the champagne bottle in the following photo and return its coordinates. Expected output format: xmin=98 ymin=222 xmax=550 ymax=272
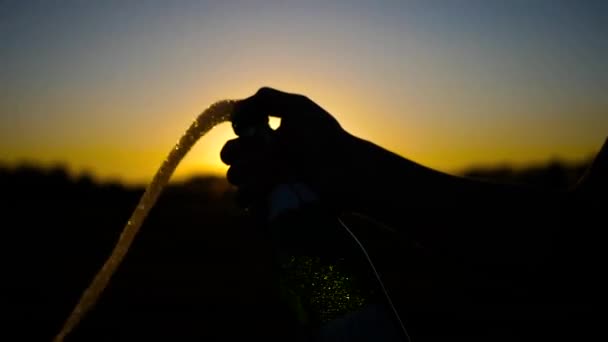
xmin=232 ymin=110 xmax=408 ymax=341
xmin=265 ymin=184 xmax=406 ymax=341
xmin=267 ymin=185 xmax=377 ymax=325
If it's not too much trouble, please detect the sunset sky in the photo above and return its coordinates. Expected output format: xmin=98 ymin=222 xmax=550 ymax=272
xmin=1 ymin=1 xmax=607 ymax=184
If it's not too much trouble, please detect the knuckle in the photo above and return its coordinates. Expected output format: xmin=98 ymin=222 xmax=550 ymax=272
xmin=255 ymin=86 xmax=276 ymax=97
xmin=257 ymin=86 xmax=271 ymax=93
xmin=220 ymin=139 xmax=239 ymax=165
xmin=295 ymin=93 xmax=309 ymax=102
xmin=226 ymin=165 xmax=242 ymax=185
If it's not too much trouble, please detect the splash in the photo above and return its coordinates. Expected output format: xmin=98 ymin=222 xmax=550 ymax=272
xmin=53 ymin=100 xmax=236 ymax=342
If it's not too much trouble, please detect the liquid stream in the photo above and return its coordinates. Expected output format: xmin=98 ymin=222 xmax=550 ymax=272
xmin=53 ymin=100 xmax=236 ymax=342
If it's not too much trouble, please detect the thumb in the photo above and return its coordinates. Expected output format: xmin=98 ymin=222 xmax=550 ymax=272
xmin=232 ymin=87 xmax=318 ymax=136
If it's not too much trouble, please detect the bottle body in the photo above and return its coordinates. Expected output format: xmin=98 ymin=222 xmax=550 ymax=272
xmin=265 ymin=185 xmax=383 ymax=326
xmin=231 ymin=119 xmax=407 ymax=340
xmin=270 ymin=206 xmax=378 ymax=326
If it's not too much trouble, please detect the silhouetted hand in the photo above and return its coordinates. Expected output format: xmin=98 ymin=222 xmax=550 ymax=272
xmin=220 ymin=87 xmax=585 ymax=240
xmin=221 ymin=87 xmax=359 ymax=209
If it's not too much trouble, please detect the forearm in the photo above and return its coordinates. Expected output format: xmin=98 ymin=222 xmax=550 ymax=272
xmin=337 ymin=134 xmax=569 ymax=260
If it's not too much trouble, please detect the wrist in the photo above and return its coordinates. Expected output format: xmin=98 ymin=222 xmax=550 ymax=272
xmin=329 ymin=132 xmax=461 ymax=216
xmin=325 ymin=132 xmax=410 ymax=213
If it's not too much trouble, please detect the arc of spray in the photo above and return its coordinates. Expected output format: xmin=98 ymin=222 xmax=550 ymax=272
xmin=53 ymin=100 xmax=235 ymax=342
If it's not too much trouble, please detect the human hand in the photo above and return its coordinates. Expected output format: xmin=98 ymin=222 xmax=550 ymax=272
xmin=221 ymin=87 xmax=358 ymax=209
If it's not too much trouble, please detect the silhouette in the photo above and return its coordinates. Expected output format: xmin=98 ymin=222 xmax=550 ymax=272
xmin=2 ymin=89 xmax=605 ymax=341
xmin=223 ymin=87 xmax=605 ymax=341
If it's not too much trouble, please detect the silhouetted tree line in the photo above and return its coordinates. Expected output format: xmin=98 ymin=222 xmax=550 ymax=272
xmin=0 ymin=159 xmax=592 ymax=341
xmin=463 ymin=159 xmax=589 ymax=189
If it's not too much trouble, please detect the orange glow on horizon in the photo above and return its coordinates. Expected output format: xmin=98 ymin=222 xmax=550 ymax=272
xmin=1 ymin=81 xmax=603 ymax=186
xmin=1 ymin=3 xmax=606 ymax=184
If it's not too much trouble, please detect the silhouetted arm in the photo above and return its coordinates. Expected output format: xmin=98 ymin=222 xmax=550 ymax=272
xmin=334 ymin=133 xmax=571 ymax=262
xmin=224 ymin=87 xmax=594 ymax=262
xmin=225 ymin=88 xmax=605 ymax=338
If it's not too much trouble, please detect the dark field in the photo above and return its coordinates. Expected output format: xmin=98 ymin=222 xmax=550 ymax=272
xmin=0 ymin=160 xmax=596 ymax=341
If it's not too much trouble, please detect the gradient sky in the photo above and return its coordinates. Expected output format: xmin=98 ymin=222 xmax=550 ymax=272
xmin=1 ymin=0 xmax=607 ymax=184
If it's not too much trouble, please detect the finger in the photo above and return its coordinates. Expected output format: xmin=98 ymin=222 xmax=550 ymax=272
xmin=226 ymin=163 xmax=249 ymax=186
xmin=234 ymin=87 xmax=314 ymax=121
xmin=225 ymin=158 xmax=275 ymax=187
xmin=232 ymin=87 xmax=308 ymax=137
xmin=220 ymin=138 xmax=240 ymax=165
xmin=220 ymin=137 xmax=266 ymax=165
xmin=226 ymin=152 xmax=288 ymax=189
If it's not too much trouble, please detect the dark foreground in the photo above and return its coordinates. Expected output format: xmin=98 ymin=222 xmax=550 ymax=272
xmin=0 ymin=160 xmax=597 ymax=341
